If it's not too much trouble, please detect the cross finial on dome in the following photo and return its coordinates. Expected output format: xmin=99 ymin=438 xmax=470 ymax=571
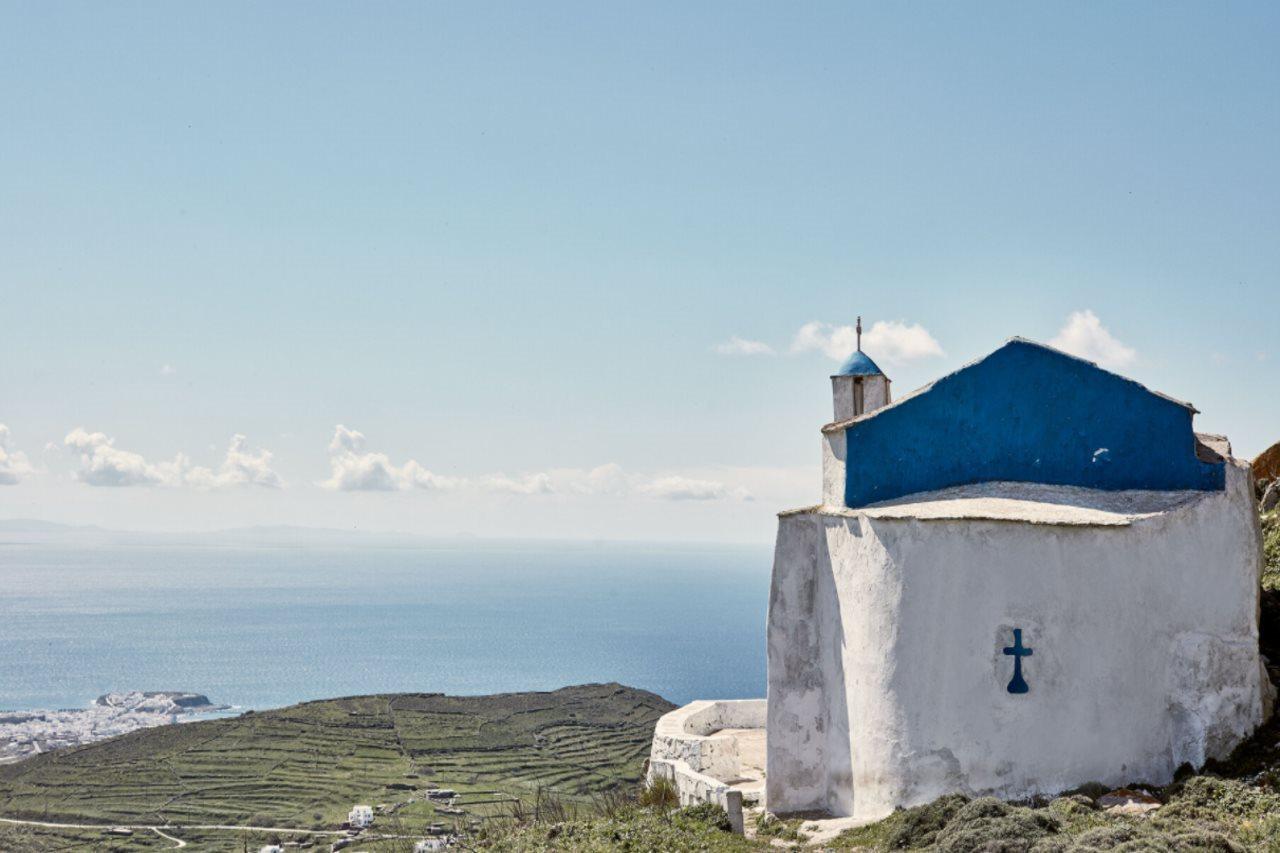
xmin=856 ymin=316 xmax=862 ymax=352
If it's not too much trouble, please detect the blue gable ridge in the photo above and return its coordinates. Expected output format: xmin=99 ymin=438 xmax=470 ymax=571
xmin=843 ymin=339 xmax=1226 ymax=508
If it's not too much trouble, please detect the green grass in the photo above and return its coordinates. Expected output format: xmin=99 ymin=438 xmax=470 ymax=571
xmin=0 ymin=683 xmax=671 ymax=851
xmin=476 ymin=803 xmax=765 ymax=852
xmin=1262 ymin=510 xmax=1279 ymax=590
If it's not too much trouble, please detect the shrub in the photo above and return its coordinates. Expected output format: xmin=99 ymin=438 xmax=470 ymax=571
xmin=1056 ymin=824 xmax=1141 ymax=850
xmin=591 ymin=787 xmax=634 ymax=819
xmin=637 ymin=775 xmax=678 ymax=811
xmin=884 ymin=793 xmax=971 ymax=849
xmin=1263 ymin=513 xmax=1280 ymax=588
xmin=678 ymin=802 xmax=733 ymax=832
xmin=933 ymin=797 xmax=1061 ymax=853
xmin=1163 ymin=776 xmax=1280 ymax=823
xmin=1046 ymin=795 xmax=1096 ymax=818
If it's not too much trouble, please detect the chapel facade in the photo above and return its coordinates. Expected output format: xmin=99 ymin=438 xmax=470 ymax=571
xmin=650 ymin=330 xmax=1270 ymax=826
xmin=769 ymin=333 xmax=1269 ymax=818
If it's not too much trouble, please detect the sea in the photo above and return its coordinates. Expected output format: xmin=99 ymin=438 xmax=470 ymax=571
xmin=0 ymin=537 xmax=771 ymax=712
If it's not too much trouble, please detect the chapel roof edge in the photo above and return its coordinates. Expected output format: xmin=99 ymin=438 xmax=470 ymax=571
xmin=820 ymin=337 xmax=1199 ymax=434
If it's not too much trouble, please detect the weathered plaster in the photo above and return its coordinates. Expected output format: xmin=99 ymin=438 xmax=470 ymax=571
xmin=766 ymin=459 xmax=1268 ymax=820
xmin=832 ymin=375 xmax=890 ymax=422
xmin=648 ymin=700 xmax=766 ymax=833
xmin=650 ymin=700 xmax=766 ymax=781
xmin=822 ymin=430 xmax=847 ymax=508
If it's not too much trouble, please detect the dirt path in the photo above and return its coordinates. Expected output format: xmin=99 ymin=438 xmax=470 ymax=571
xmin=150 ymin=826 xmax=187 ymax=848
xmin=0 ymin=815 xmax=347 ymax=837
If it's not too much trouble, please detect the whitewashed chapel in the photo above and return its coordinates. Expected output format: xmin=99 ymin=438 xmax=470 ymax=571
xmin=650 ymin=324 xmax=1270 ymax=827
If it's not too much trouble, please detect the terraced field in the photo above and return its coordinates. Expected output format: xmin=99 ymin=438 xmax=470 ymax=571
xmin=0 ymin=683 xmax=672 ymax=850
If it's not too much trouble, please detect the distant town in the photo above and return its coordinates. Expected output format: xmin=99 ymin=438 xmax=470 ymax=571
xmin=0 ymin=691 xmax=225 ymax=764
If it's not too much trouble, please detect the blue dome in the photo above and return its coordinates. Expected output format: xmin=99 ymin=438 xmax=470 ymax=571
xmin=836 ymin=350 xmax=885 ymax=377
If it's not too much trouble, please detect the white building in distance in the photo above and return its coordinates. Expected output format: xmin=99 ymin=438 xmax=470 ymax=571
xmin=348 ymin=804 xmax=374 ymax=828
xmin=652 ymin=328 xmax=1271 ymax=825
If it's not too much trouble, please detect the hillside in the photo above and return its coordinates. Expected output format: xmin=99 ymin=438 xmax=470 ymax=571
xmin=0 ymin=683 xmax=672 ymax=851
xmin=467 ymin=575 xmax=1280 ymax=852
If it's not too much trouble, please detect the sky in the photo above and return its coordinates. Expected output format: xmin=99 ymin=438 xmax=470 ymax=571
xmin=1 ymin=2 xmax=1277 ymax=543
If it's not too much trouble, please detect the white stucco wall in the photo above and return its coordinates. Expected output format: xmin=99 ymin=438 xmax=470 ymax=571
xmin=767 ymin=460 xmax=1269 ymax=820
xmin=862 ymin=375 xmax=889 ymax=412
xmin=822 ymin=430 xmax=846 ymax=508
xmin=831 ymin=376 xmax=891 ymax=423
xmin=648 ymin=700 xmax=766 ymax=833
xmin=650 ymin=699 xmax=766 ymax=781
xmin=647 ymin=758 xmax=746 ymax=833
xmin=832 ymin=377 xmax=857 ymax=423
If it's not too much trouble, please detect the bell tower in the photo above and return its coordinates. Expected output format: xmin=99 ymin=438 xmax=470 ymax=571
xmin=831 ymin=317 xmax=891 ymax=421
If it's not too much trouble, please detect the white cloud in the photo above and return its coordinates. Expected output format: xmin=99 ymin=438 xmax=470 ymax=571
xmin=791 ymin=321 xmax=843 ymax=358
xmin=159 ymin=364 xmax=177 ymax=377
xmin=64 ymin=428 xmax=185 ymax=487
xmin=328 ymin=424 xmax=366 ymax=455
xmin=400 ymin=460 xmax=462 ymax=491
xmin=320 ymin=431 xmax=749 ymax=502
xmin=325 ymin=450 xmax=404 ymax=491
xmin=0 ymin=425 xmax=34 ymax=485
xmin=551 ymin=465 xmax=752 ymax=502
xmin=186 ymin=434 xmax=283 ymax=490
xmin=482 ymin=472 xmax=554 ymax=495
xmin=322 ymin=425 xmax=458 ymax=492
xmin=1048 ymin=310 xmax=1136 ymax=369
xmin=66 ymin=428 xmax=283 ymax=489
xmin=577 ymin=462 xmax=630 ymax=497
xmin=483 ymin=464 xmax=627 ymax=497
xmin=713 ymin=336 xmax=775 ymax=356
xmin=791 ymin=320 xmax=944 ymax=364
xmin=638 ymin=475 xmax=752 ymax=501
xmin=488 ymin=464 xmax=755 ymax=501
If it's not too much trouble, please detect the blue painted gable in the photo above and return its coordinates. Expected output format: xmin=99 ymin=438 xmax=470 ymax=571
xmin=843 ymin=340 xmax=1225 ymax=508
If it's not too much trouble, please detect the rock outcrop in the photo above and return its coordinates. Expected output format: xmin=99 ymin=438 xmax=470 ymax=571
xmin=1255 ymin=441 xmax=1280 ymax=483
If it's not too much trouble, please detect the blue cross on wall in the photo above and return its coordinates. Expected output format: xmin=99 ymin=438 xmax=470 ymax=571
xmin=1003 ymin=628 xmax=1032 ymax=694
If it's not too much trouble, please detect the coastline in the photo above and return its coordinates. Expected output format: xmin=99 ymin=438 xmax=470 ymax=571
xmin=0 ymin=691 xmax=230 ymax=764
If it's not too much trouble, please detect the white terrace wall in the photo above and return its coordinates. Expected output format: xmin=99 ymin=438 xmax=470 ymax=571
xmin=648 ymin=700 xmax=766 ymax=833
xmin=650 ymin=700 xmax=766 ymax=780
xmin=767 ymin=461 xmax=1269 ymax=821
xmin=647 ymin=759 xmax=745 ymax=834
